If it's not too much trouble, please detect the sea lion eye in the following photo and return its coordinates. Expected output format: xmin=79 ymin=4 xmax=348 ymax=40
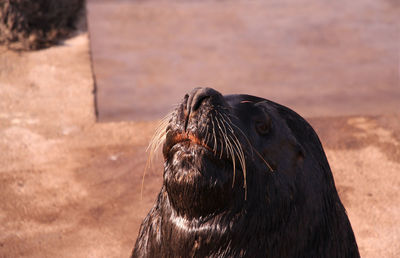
xmin=256 ymin=121 xmax=270 ymax=135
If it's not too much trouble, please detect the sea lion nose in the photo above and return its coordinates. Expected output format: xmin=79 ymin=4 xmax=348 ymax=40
xmin=186 ymin=87 xmax=220 ymax=115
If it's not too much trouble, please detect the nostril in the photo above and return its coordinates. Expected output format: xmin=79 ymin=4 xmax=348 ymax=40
xmin=186 ymin=88 xmax=201 ymax=113
xmin=188 ymin=88 xmax=215 ymax=113
xmin=186 ymin=87 xmax=220 ymax=116
xmin=191 ymin=95 xmax=210 ymax=113
xmin=183 ymin=87 xmax=224 ymax=131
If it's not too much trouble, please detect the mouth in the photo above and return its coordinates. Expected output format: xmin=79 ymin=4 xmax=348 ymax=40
xmin=163 ymin=132 xmax=213 ymax=159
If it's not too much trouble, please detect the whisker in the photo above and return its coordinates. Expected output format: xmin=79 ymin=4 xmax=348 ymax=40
xmin=219 ymin=114 xmax=241 ymax=186
xmin=227 ymin=132 xmax=247 ymax=199
xmin=217 ymin=113 xmax=240 ymax=187
xmin=226 ymin=112 xmax=240 ymax=121
xmin=226 ymin=136 xmax=237 ymax=187
xmin=203 ymin=124 xmax=210 ymax=145
xmin=217 ymin=114 xmax=237 ymax=186
xmin=222 ymin=113 xmax=254 ymax=158
xmin=210 ymin=117 xmax=218 ymax=154
xmin=218 ymin=114 xmax=233 ymax=162
xmin=205 ymin=130 xmax=211 ymax=147
xmin=215 ymin=117 xmax=226 ymax=159
xmin=141 ymin=112 xmax=172 ymax=200
xmin=223 ymin=113 xmax=274 ymax=173
xmin=219 ymin=113 xmax=248 ymax=199
xmin=252 ymin=147 xmax=274 ymax=172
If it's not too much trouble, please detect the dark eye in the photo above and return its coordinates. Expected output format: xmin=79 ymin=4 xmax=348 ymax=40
xmin=256 ymin=121 xmax=270 ymax=135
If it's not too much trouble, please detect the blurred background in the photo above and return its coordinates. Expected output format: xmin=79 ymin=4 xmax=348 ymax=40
xmin=1 ymin=1 xmax=399 ymax=257
xmin=88 ymin=0 xmax=399 ymax=121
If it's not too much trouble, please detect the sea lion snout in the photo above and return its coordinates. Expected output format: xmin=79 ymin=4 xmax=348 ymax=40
xmin=185 ymin=87 xmax=226 ymax=117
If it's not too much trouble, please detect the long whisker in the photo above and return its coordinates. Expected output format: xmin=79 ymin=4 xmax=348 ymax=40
xmin=223 ymin=113 xmax=274 ymax=173
xmin=225 ymin=113 xmax=274 ymax=170
xmin=218 ymin=114 xmax=239 ymax=186
xmin=203 ymin=123 xmax=210 ymax=146
xmin=220 ymin=114 xmax=245 ymax=186
xmin=222 ymin=112 xmax=275 ymax=199
xmin=221 ymin=116 xmax=246 ymax=172
xmin=220 ymin=113 xmax=245 ymax=186
xmin=205 ymin=129 xmax=211 ymax=147
xmin=226 ymin=133 xmax=247 ymax=199
xmin=215 ymin=117 xmax=226 ymax=159
xmin=146 ymin=117 xmax=169 ymax=164
xmin=222 ymin=113 xmax=254 ymax=158
xmin=252 ymin=147 xmax=274 ymax=172
xmin=217 ymin=114 xmax=237 ymax=186
xmin=210 ymin=117 xmax=218 ymax=155
xmin=218 ymin=116 xmax=230 ymax=155
xmin=141 ymin=112 xmax=172 ymax=200
xmin=226 ymin=136 xmax=237 ymax=187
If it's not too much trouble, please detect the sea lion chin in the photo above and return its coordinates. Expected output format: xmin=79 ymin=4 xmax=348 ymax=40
xmin=132 ymin=87 xmax=360 ymax=258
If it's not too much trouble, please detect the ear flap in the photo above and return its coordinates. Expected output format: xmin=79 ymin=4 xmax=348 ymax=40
xmin=254 ymin=100 xmax=271 ymax=110
xmin=294 ymin=141 xmax=305 ymax=162
xmin=276 ymin=105 xmax=328 ymax=166
xmin=254 ymin=101 xmax=272 ymax=126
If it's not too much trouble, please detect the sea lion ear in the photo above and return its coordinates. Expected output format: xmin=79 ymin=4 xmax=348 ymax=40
xmin=295 ymin=142 xmax=306 ymax=162
xmin=254 ymin=101 xmax=274 ymax=114
xmin=285 ymin=128 xmax=306 ymax=163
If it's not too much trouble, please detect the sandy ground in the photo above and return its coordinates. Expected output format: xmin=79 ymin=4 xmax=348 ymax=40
xmin=1 ymin=3 xmax=400 ymax=258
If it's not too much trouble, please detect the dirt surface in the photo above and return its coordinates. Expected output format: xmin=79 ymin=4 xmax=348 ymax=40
xmin=1 ymin=3 xmax=400 ymax=258
xmin=88 ymin=0 xmax=400 ymax=121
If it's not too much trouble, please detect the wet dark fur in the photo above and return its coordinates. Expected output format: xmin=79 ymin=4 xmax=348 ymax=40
xmin=132 ymin=88 xmax=359 ymax=257
xmin=0 ymin=0 xmax=83 ymax=50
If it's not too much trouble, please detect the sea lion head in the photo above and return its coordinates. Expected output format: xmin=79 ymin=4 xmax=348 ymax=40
xmin=151 ymin=87 xmax=309 ymax=219
xmin=135 ymin=87 xmax=359 ymax=258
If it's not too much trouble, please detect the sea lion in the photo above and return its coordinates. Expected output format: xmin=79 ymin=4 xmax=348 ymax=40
xmin=132 ymin=87 xmax=359 ymax=257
